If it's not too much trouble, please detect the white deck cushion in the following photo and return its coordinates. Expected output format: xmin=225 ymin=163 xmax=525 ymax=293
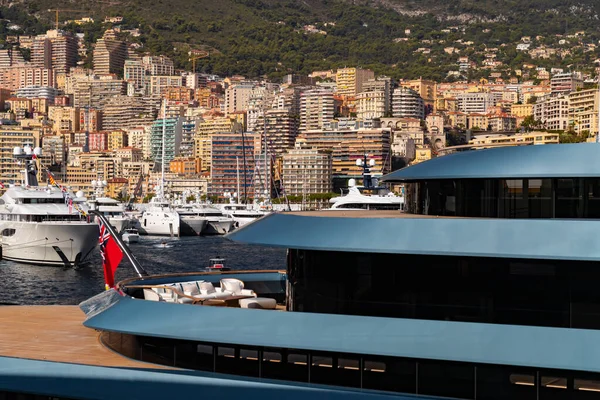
xmin=199 ymin=282 xmax=217 ymax=295
xmin=182 ymin=282 xmax=200 ymax=296
xmin=220 ymin=278 xmax=244 ymax=294
xmin=239 ymin=297 xmax=277 ymax=309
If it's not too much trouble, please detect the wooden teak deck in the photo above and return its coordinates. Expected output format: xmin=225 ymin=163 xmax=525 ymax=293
xmin=0 ymin=305 xmax=170 ymax=369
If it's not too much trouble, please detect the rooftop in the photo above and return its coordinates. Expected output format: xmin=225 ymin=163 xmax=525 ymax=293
xmin=383 ymin=143 xmax=600 ymax=182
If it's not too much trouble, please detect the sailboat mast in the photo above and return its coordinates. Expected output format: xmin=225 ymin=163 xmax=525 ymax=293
xmin=263 ymin=103 xmax=268 ymax=199
xmin=597 ymin=81 xmax=600 ymax=143
xmin=161 ymin=99 xmax=166 ymax=199
xmin=236 ymin=156 xmax=240 ymax=202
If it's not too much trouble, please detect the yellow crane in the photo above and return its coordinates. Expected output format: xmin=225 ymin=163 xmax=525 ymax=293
xmin=189 ymin=50 xmax=209 ymax=73
xmin=47 ymin=9 xmax=87 ymax=30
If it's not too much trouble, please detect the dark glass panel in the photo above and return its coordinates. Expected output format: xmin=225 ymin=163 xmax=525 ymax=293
xmin=139 ymin=336 xmax=174 ymax=366
xmin=499 ymin=179 xmax=528 ymax=218
xmin=363 ymin=357 xmax=416 ymax=393
xmin=462 ymin=179 xmax=498 ymax=217
xmin=585 ymin=178 xmax=600 ymax=218
xmin=418 ymin=361 xmax=474 ymax=399
xmin=528 ymin=179 xmax=553 ymax=218
xmin=476 ymin=366 xmax=536 ymax=400
xmin=556 ymin=178 xmax=583 ymax=218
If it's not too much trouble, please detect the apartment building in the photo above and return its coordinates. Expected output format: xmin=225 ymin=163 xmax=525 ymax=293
xmin=533 ymin=95 xmax=570 ymax=131
xmin=169 ymin=157 xmax=201 ymax=175
xmin=148 ymin=75 xmax=183 ymax=97
xmin=488 ymin=115 xmax=517 ymax=132
xmin=299 ymin=89 xmax=335 ymax=131
xmin=568 ymin=88 xmax=598 ymax=135
xmin=296 ymin=128 xmax=391 ymax=178
xmin=550 ymin=72 xmax=583 ymax=96
xmin=141 ymin=56 xmax=174 ymax=76
xmin=392 ymin=87 xmax=425 ymax=119
xmin=88 ymin=132 xmax=108 ymax=151
xmin=456 ymin=92 xmax=502 ymax=114
xmin=224 ymin=83 xmax=255 ymax=115
xmin=101 ymin=95 xmax=156 ymax=131
xmin=0 ymin=67 xmax=55 ymax=91
xmin=31 ymin=30 xmax=78 ymax=75
xmin=15 ymin=86 xmax=57 ymax=102
xmin=93 ymin=29 xmax=127 ymax=76
xmin=107 ymin=129 xmax=128 ymax=151
xmin=400 ymin=78 xmax=436 ymax=108
xmin=282 ymin=143 xmax=332 ymax=196
xmin=335 ymin=68 xmax=375 ymax=97
xmin=209 ymin=132 xmax=257 ymax=198
xmin=48 ymin=105 xmax=80 ymax=133
xmin=72 ymin=75 xmax=127 ymax=109
xmin=255 ymin=109 xmax=300 ymax=157
xmin=126 ymin=126 xmax=152 ymax=160
xmin=79 ymin=108 xmax=103 ymax=132
xmin=150 ymin=118 xmax=183 ymax=166
xmin=0 ymin=128 xmax=40 ymax=182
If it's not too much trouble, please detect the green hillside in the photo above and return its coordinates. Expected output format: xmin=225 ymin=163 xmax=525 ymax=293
xmin=8 ymin=0 xmax=600 ymax=80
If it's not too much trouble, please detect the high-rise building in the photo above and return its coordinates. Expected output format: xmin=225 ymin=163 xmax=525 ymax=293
xmin=107 ymin=129 xmax=128 ymax=151
xmin=72 ymin=75 xmax=127 ymax=109
xmin=150 ymin=118 xmax=184 ymax=166
xmin=101 ymin=95 xmax=156 ymax=131
xmin=568 ymin=88 xmax=599 ymax=136
xmin=299 ymin=89 xmax=335 ymax=131
xmin=392 ymin=87 xmax=425 ymax=119
xmin=180 ymin=117 xmax=200 ymax=158
xmin=0 ymin=48 xmax=25 ymax=68
xmin=296 ymin=128 xmax=391 ymax=179
xmin=141 ymin=56 xmax=174 ymax=76
xmin=456 ymin=92 xmax=501 ymax=114
xmin=209 ymin=132 xmax=257 ymax=199
xmin=356 ymin=77 xmax=393 ymax=120
xmin=124 ymin=59 xmax=145 ymax=93
xmin=256 ymin=109 xmax=300 ymax=157
xmin=126 ymin=126 xmax=152 ymax=160
xmin=48 ymin=105 xmax=80 ymax=133
xmin=282 ymin=143 xmax=332 ymax=196
xmin=224 ymin=83 xmax=255 ymax=115
xmin=400 ymin=78 xmax=436 ymax=110
xmin=0 ymin=66 xmax=56 ymax=90
xmin=0 ymin=127 xmax=40 ymax=182
xmin=35 ymin=30 xmax=78 ymax=75
xmin=551 ymin=72 xmax=583 ymax=96
xmin=79 ymin=108 xmax=103 ymax=133
xmin=93 ymin=29 xmax=127 ymax=76
xmin=31 ymin=36 xmax=51 ymax=68
xmin=335 ymin=68 xmax=375 ymax=97
xmin=533 ymin=95 xmax=570 ymax=131
xmin=148 ymin=76 xmax=183 ymax=97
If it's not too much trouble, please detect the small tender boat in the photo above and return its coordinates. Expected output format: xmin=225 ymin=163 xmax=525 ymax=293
xmin=206 ymin=257 xmax=230 ymax=272
xmin=122 ymin=228 xmax=140 ymax=244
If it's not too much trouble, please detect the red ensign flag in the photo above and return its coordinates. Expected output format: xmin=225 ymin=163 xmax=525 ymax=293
xmin=98 ymin=220 xmax=123 ymax=290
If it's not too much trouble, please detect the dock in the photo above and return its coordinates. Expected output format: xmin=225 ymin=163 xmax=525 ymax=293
xmin=0 ymin=305 xmax=171 ymax=369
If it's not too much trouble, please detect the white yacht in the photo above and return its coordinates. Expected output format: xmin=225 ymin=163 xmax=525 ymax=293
xmin=193 ymin=204 xmax=235 ymax=235
xmin=88 ymin=196 xmax=131 ymax=233
xmin=330 ymin=155 xmax=404 ymax=211
xmin=138 ymin=197 xmax=180 ymax=236
xmin=0 ymin=146 xmax=98 ymax=267
xmin=217 ymin=203 xmax=270 ymax=227
xmin=174 ymin=204 xmax=208 ymax=236
xmin=122 ymin=228 xmax=140 ymax=244
xmin=329 ymin=185 xmax=404 ymax=210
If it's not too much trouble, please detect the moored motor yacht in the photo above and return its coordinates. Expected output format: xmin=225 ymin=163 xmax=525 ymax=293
xmin=138 ymin=197 xmax=180 ymax=236
xmin=217 ymin=202 xmax=270 ymax=227
xmin=174 ymin=204 xmax=208 ymax=236
xmin=192 ymin=203 xmax=235 ymax=234
xmin=121 ymin=228 xmax=139 ymax=243
xmin=88 ymin=195 xmax=131 ymax=233
xmin=0 ymin=146 xmax=98 ymax=267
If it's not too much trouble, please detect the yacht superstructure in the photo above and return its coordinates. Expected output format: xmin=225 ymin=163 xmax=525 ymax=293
xmin=217 ymin=203 xmax=269 ymax=227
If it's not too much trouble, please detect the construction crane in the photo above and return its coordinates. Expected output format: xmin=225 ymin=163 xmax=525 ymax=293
xmin=189 ymin=50 xmax=209 ymax=73
xmin=47 ymin=9 xmax=87 ymax=30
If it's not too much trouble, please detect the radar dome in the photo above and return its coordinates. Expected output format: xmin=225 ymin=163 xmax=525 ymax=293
xmin=12 ymin=147 xmax=22 ymax=156
xmin=348 ymin=178 xmax=357 ymax=187
xmin=76 ymin=191 xmax=84 ymax=198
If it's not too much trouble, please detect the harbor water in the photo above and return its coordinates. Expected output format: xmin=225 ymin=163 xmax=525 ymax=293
xmin=0 ymin=236 xmax=286 ymax=305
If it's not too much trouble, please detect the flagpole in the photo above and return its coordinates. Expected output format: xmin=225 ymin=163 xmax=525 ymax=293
xmin=90 ymin=210 xmax=148 ymax=279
